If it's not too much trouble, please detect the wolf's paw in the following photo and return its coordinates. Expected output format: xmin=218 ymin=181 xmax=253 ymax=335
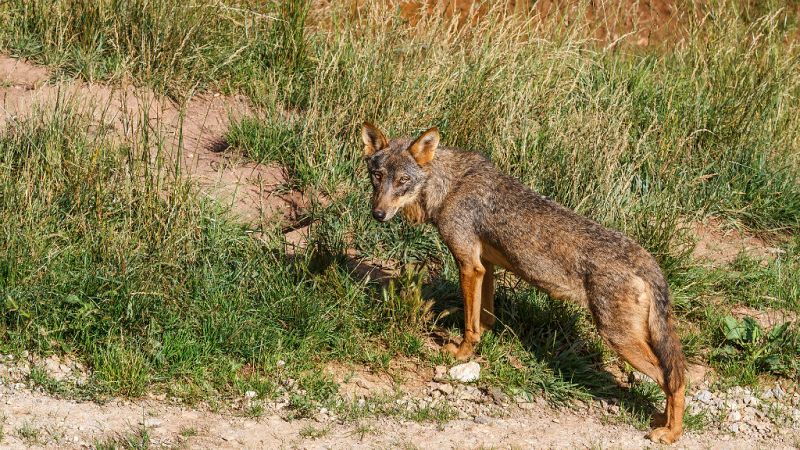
xmin=646 ymin=427 xmax=680 ymax=444
xmin=442 ymin=342 xmax=473 ymax=361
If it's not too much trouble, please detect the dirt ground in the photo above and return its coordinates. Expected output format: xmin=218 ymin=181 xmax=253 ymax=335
xmin=1 ymin=382 xmax=798 ymax=449
xmin=1 ymin=53 xmax=798 ymax=449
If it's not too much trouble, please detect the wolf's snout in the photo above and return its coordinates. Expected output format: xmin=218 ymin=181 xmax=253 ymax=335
xmin=372 ymin=209 xmax=387 ymax=221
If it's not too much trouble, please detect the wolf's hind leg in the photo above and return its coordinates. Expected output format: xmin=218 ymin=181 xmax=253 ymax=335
xmin=598 ymin=292 xmax=684 ymax=444
xmin=607 ymin=337 xmax=683 ymax=443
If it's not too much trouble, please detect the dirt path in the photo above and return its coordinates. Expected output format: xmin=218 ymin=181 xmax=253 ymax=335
xmin=1 ymin=382 xmax=797 ymax=449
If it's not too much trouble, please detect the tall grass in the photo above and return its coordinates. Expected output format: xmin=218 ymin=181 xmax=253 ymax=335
xmin=0 ymin=102 xmax=412 ymax=399
xmin=1 ymin=0 xmax=799 ymax=404
xmin=0 ymin=0 xmax=310 ymax=100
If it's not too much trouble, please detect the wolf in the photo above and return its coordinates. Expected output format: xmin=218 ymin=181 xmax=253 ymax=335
xmin=360 ymin=122 xmax=687 ymax=443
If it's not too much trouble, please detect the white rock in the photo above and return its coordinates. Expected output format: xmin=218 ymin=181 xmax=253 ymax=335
xmin=728 ymin=423 xmax=740 ymax=434
xmin=244 ymin=390 xmax=257 ymax=399
xmin=276 ymin=360 xmax=286 ymax=368
xmin=695 ymin=390 xmax=713 ymax=404
xmin=728 ymin=411 xmax=742 ymax=422
xmin=449 ymin=362 xmax=480 ymax=383
xmin=743 ymin=395 xmax=759 ymax=406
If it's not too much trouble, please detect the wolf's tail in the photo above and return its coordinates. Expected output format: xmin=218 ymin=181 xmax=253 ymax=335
xmin=648 ymin=276 xmax=686 ymax=393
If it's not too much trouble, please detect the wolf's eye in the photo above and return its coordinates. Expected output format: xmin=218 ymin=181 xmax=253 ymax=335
xmin=398 ymin=175 xmax=411 ymax=184
xmin=371 ymin=171 xmax=382 ymax=181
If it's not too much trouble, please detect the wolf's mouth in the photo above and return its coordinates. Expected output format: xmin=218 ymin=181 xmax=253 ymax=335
xmin=372 ymin=208 xmax=398 ymax=222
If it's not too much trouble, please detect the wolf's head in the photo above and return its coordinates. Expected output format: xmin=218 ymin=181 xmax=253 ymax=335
xmin=361 ymin=122 xmax=439 ymax=222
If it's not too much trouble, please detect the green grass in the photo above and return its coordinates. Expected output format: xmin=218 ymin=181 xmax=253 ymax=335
xmin=178 ymin=426 xmax=198 ymax=438
xmin=0 ymin=0 xmax=799 ymax=422
xmin=95 ymin=425 xmax=150 ymax=450
xmin=16 ymin=422 xmax=41 ymax=446
xmin=299 ymin=424 xmax=331 ymax=439
xmin=0 ymin=0 xmax=312 ymax=102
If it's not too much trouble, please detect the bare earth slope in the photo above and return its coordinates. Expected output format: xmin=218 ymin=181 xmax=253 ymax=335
xmin=0 ymin=55 xmax=304 ymax=229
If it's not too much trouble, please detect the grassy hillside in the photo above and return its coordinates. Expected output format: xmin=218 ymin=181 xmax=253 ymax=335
xmin=1 ymin=0 xmax=798 ymax=423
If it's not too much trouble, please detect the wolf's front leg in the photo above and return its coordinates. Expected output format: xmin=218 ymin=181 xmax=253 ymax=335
xmin=444 ymin=261 xmax=485 ymax=361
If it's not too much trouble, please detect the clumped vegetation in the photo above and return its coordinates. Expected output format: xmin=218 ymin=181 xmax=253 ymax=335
xmin=0 ymin=0 xmax=798 ymax=418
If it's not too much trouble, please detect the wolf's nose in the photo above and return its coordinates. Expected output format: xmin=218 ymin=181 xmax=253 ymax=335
xmin=372 ymin=210 xmax=387 ymax=221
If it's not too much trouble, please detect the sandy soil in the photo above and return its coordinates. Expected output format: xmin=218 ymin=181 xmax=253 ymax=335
xmin=1 ymin=382 xmax=798 ymax=449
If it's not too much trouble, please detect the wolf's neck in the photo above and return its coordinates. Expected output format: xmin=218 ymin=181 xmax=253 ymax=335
xmin=402 ymin=149 xmax=456 ymax=224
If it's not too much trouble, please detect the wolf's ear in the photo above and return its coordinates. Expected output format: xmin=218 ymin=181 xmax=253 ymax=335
xmin=362 ymin=122 xmax=388 ymax=157
xmin=408 ymin=127 xmax=439 ymax=166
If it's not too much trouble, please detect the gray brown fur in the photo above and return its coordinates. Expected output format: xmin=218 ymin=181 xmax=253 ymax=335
xmin=361 ymin=123 xmax=687 ymax=444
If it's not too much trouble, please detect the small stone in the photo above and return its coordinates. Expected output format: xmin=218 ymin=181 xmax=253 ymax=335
xmin=762 ymin=389 xmax=774 ymax=400
xmin=244 ymin=390 xmax=257 ymax=399
xmin=728 ymin=423 xmax=740 ymax=434
xmin=319 ymin=407 xmax=328 ymax=415
xmin=449 ymin=362 xmax=480 ymax=383
xmin=773 ymin=386 xmax=786 ymax=400
xmin=518 ymin=402 xmax=536 ymax=410
xmin=552 ymin=418 xmax=560 ymax=423
xmin=728 ymin=411 xmax=742 ymax=422
xmin=276 ymin=360 xmax=286 ymax=368
xmin=743 ymin=395 xmax=759 ymax=406
xmin=726 ymin=399 xmax=740 ymax=410
xmin=429 ymin=382 xmax=454 ymax=396
xmin=433 ymin=365 xmax=447 ymax=381
xmin=695 ymin=390 xmax=713 ymax=404
xmin=357 ymin=398 xmax=366 ymax=408
xmin=488 ymin=387 xmax=508 ymax=405
xmin=474 ymin=415 xmax=490 ymax=425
